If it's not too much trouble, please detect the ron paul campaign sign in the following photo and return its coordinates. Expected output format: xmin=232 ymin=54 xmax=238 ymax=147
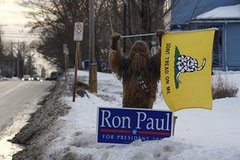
xmin=97 ymin=107 xmax=173 ymax=144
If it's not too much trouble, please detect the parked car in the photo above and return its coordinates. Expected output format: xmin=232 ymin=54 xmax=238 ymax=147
xmin=22 ymin=75 xmax=33 ymax=81
xmin=49 ymin=71 xmax=62 ymax=80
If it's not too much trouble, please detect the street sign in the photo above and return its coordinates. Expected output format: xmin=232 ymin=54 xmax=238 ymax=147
xmin=63 ymin=43 xmax=68 ymax=54
xmin=65 ymin=48 xmax=69 ymax=55
xmin=73 ymin=22 xmax=84 ymax=41
xmin=97 ymin=107 xmax=173 ymax=144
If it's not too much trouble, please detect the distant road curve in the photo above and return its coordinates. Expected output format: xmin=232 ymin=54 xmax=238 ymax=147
xmin=0 ymin=81 xmax=53 ymax=132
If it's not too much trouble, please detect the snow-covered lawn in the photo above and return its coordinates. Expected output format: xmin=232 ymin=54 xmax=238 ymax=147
xmin=44 ymin=71 xmax=240 ymax=160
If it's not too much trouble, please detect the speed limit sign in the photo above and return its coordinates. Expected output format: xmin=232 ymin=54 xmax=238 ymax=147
xmin=73 ymin=22 xmax=84 ymax=41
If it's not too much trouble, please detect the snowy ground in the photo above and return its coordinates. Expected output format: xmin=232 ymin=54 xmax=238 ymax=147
xmin=0 ymin=81 xmax=53 ymax=160
xmin=37 ymin=70 xmax=240 ymax=160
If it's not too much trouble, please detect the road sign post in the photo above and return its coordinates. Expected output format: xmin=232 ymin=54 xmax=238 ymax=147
xmin=63 ymin=43 xmax=69 ymax=81
xmin=73 ymin=22 xmax=84 ymax=102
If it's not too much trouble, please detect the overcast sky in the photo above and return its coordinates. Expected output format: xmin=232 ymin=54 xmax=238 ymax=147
xmin=0 ymin=0 xmax=36 ymax=41
xmin=0 ymin=0 xmax=28 ymax=25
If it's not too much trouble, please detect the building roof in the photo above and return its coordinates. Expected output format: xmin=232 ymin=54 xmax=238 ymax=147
xmin=196 ymin=4 xmax=240 ymax=19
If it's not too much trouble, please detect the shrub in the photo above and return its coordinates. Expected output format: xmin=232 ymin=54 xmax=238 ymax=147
xmin=212 ymin=74 xmax=238 ymax=99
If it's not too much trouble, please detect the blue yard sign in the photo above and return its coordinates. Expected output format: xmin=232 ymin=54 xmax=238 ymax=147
xmin=97 ymin=107 xmax=173 ymax=144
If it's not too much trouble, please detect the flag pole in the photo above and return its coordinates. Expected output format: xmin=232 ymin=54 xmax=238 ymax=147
xmin=120 ymin=33 xmax=156 ymax=39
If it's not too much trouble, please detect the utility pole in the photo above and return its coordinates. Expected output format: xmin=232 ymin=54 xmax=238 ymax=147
xmin=17 ymin=42 xmax=21 ymax=78
xmin=22 ymin=43 xmax=25 ymax=75
xmin=10 ymin=41 xmax=14 ymax=77
xmin=89 ymin=0 xmax=97 ymax=93
xmin=123 ymin=0 xmax=127 ymax=55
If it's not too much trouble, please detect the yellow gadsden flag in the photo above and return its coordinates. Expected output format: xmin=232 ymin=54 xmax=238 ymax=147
xmin=161 ymin=29 xmax=216 ymax=112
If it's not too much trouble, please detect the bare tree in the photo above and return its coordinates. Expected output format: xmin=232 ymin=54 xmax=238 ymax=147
xmin=19 ymin=0 xmax=179 ymax=71
xmin=19 ymin=0 xmax=88 ymax=67
xmin=0 ymin=27 xmax=3 ymax=55
xmin=0 ymin=27 xmax=3 ymax=75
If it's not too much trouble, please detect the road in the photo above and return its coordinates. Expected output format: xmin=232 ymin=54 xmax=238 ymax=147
xmin=0 ymin=80 xmax=53 ymax=132
xmin=0 ymin=80 xmax=53 ymax=160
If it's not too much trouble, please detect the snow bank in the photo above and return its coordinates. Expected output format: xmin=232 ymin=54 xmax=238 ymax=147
xmin=43 ymin=71 xmax=240 ymax=160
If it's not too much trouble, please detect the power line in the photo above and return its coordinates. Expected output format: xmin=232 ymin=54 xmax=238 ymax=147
xmin=2 ymin=32 xmax=39 ymax=36
xmin=2 ymin=36 xmax=39 ymax=40
xmin=2 ymin=34 xmax=38 ymax=37
xmin=3 ymin=34 xmax=39 ymax=36
xmin=2 ymin=36 xmax=37 ymax=38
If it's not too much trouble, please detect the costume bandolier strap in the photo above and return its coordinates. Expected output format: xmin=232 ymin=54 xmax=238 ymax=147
xmin=136 ymin=75 xmax=150 ymax=93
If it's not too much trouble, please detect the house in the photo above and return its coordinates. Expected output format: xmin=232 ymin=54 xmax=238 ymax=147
xmin=170 ymin=0 xmax=240 ymax=70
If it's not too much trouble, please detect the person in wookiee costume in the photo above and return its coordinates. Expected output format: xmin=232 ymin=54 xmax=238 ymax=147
xmin=109 ymin=31 xmax=164 ymax=109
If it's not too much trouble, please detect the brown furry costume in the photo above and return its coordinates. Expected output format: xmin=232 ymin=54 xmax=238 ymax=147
xmin=109 ymin=32 xmax=163 ymax=109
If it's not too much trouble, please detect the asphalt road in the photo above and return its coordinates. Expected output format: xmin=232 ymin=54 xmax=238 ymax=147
xmin=0 ymin=80 xmax=53 ymax=132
